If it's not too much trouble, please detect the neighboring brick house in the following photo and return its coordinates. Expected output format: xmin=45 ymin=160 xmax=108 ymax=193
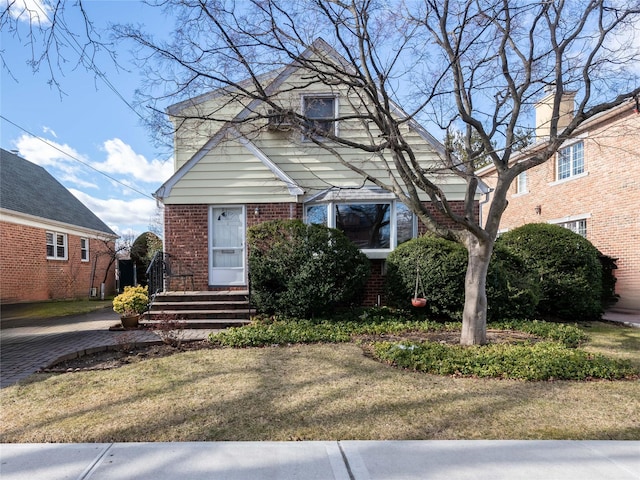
xmin=154 ymin=39 xmax=482 ymax=305
xmin=478 ymin=96 xmax=640 ymax=311
xmin=0 ymin=148 xmax=119 ymax=303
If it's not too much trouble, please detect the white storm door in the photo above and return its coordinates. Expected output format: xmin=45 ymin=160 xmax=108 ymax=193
xmin=209 ymin=206 xmax=246 ymax=286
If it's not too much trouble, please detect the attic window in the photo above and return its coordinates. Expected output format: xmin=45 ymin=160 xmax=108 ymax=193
xmin=303 ymin=96 xmax=336 ymax=137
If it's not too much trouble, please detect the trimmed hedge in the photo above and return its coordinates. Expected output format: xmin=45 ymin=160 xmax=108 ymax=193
xmin=384 ymin=236 xmax=538 ymax=321
xmin=496 ymin=224 xmax=603 ymax=320
xmin=247 ymin=220 xmax=370 ymax=318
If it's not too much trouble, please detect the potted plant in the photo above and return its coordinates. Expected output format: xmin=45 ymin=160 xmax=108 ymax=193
xmin=112 ymin=285 xmax=149 ymax=328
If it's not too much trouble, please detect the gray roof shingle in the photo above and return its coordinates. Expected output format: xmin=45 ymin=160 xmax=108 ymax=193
xmin=0 ymin=148 xmax=117 ymax=236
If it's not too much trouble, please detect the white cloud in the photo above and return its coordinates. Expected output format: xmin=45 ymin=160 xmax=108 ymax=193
xmin=2 ymin=0 xmax=53 ymax=26
xmin=15 ymin=133 xmax=84 ymax=169
xmin=42 ymin=126 xmax=57 ymax=138
xmin=97 ymin=138 xmax=174 ymax=184
xmin=69 ymin=189 xmax=159 ymax=237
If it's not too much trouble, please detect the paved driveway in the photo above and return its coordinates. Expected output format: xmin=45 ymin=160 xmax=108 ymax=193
xmin=0 ymin=308 xmax=159 ymax=388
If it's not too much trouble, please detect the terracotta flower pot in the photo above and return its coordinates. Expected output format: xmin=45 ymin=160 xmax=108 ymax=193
xmin=120 ymin=314 xmax=140 ymax=329
xmin=411 ymin=297 xmax=427 ymax=308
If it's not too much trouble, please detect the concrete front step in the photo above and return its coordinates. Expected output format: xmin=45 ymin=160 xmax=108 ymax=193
xmin=153 ymin=291 xmax=249 ymax=303
xmin=140 ymin=318 xmax=251 ymax=329
xmin=151 ymin=301 xmax=250 ymax=311
xmin=146 ymin=291 xmax=252 ymax=328
xmin=145 ymin=309 xmax=253 ymax=320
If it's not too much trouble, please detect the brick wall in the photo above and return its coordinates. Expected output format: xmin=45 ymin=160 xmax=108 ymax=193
xmin=164 ymin=200 xmax=471 ymax=306
xmin=480 ymin=107 xmax=640 ymax=310
xmin=0 ymin=221 xmax=117 ymax=304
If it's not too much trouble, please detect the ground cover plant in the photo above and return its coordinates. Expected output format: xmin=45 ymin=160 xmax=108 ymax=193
xmin=210 ymin=313 xmax=635 ymax=381
xmin=1 ymin=320 xmax=639 ymax=443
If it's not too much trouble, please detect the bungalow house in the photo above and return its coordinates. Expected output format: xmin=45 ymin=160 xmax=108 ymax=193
xmin=0 ymin=148 xmax=119 ymax=303
xmin=153 ymin=39 xmax=480 ymax=310
xmin=478 ymin=95 xmax=640 ymax=311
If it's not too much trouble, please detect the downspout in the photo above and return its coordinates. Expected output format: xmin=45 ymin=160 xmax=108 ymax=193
xmin=478 ymin=188 xmax=494 ymax=229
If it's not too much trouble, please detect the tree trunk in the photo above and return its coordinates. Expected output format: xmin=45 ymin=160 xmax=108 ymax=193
xmin=460 ymin=236 xmax=493 ymax=345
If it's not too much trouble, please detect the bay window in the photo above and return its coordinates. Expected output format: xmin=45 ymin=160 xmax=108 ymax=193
xmin=305 ymin=200 xmax=415 ymax=257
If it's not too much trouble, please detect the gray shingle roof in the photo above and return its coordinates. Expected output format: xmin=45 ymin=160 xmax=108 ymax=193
xmin=0 ymin=148 xmax=117 ymax=236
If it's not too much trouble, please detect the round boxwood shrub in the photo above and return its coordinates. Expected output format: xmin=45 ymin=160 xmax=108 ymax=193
xmin=247 ymin=219 xmax=370 ymax=318
xmin=385 ymin=236 xmax=467 ymax=320
xmin=496 ymin=223 xmax=603 ymax=320
xmin=385 ymin=236 xmax=539 ymax=321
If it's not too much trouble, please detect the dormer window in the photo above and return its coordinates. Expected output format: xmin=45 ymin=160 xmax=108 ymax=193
xmin=303 ymin=95 xmax=336 ymax=137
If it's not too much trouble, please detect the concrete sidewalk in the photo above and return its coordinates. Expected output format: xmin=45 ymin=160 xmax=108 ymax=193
xmin=1 ymin=440 xmax=639 ymax=479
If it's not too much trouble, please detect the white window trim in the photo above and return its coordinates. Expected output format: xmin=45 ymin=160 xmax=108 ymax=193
xmin=46 ymin=231 xmax=68 ymax=260
xmin=551 ymin=138 xmax=587 ymax=184
xmin=301 ymin=93 xmax=339 ymax=140
xmin=80 ymin=237 xmax=89 ymax=262
xmin=304 ymin=199 xmax=416 ymax=259
xmin=513 ymin=171 xmax=528 ymax=197
xmin=548 ymin=213 xmax=591 ymax=237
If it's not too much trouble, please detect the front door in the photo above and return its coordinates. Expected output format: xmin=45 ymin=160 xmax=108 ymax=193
xmin=209 ymin=206 xmax=246 ymax=286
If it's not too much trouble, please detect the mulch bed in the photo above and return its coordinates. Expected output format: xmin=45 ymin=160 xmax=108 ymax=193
xmin=40 ymin=340 xmax=213 ymax=373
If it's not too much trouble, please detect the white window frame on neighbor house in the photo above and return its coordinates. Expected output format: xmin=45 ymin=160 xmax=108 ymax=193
xmin=553 ymin=139 xmax=586 ymax=183
xmin=302 ymin=94 xmax=338 ymax=139
xmin=549 ymin=213 xmax=590 ymax=238
xmin=304 ymin=199 xmax=416 ymax=259
xmin=514 ymin=171 xmax=528 ymax=195
xmin=46 ymin=231 xmax=68 ymax=260
xmin=80 ymin=237 xmax=89 ymax=262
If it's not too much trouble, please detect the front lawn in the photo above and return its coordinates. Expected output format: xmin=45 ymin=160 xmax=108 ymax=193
xmin=1 ymin=317 xmax=638 ymax=442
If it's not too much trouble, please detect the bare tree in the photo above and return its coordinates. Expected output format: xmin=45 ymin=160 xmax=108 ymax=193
xmin=1 ymin=0 xmax=119 ymax=93
xmin=9 ymin=0 xmax=638 ymax=344
xmin=114 ymin=0 xmax=639 ymax=344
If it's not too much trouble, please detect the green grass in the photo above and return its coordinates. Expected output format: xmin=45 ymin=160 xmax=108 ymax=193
xmin=0 ymin=299 xmax=113 ymax=321
xmin=581 ymin=321 xmax=640 ymax=369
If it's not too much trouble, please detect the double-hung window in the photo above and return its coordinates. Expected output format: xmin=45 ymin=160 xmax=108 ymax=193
xmin=515 ymin=171 xmax=527 ymax=194
xmin=303 ymin=95 xmax=336 ymax=137
xmin=557 ymin=141 xmax=584 ymax=181
xmin=559 ymin=219 xmax=587 ymax=237
xmin=80 ymin=238 xmax=89 ymax=262
xmin=306 ymin=201 xmax=415 ymax=257
xmin=46 ymin=232 xmax=68 ymax=260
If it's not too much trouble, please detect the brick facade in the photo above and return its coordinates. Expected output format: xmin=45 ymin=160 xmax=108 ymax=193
xmin=164 ymin=200 xmax=472 ymax=307
xmin=480 ymin=105 xmax=640 ymax=310
xmin=0 ymin=221 xmax=117 ymax=304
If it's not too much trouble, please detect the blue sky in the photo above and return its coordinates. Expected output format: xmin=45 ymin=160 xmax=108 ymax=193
xmin=1 ymin=0 xmax=174 ymax=240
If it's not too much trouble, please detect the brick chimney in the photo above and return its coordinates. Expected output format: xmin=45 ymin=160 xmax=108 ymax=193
xmin=534 ymin=90 xmax=576 ymax=139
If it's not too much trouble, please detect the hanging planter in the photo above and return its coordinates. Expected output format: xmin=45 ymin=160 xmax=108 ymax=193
xmin=411 ymin=297 xmax=427 ymax=308
xmin=412 ymin=263 xmax=427 ymax=308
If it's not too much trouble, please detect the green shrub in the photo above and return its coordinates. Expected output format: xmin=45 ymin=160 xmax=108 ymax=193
xmin=385 ymin=236 xmax=467 ymax=319
xmin=598 ymin=252 xmax=619 ymax=309
xmin=385 ymin=236 xmax=538 ymax=321
xmin=112 ymin=285 xmax=148 ymax=316
xmin=247 ymin=220 xmax=370 ymax=318
xmin=371 ymin=341 xmax=637 ymax=380
xmin=497 ymin=224 xmax=603 ymax=320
